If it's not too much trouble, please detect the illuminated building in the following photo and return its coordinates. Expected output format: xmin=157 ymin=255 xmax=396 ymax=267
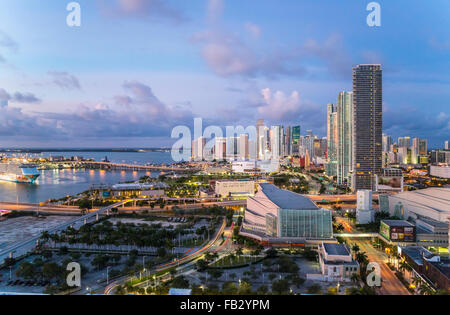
xmin=351 ymin=64 xmax=383 ymax=191
xmin=326 ymin=103 xmax=338 ymax=177
xmin=240 ymin=183 xmax=333 ymax=245
xmin=336 ymin=92 xmax=354 ymax=185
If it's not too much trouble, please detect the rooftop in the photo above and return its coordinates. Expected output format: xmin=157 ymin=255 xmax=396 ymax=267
xmin=428 ymin=259 xmax=450 ymax=279
xmin=382 ymin=220 xmax=415 ymax=227
xmin=323 ymin=243 xmax=351 ymax=256
xmin=390 ymin=188 xmax=450 ymax=214
xmin=400 ymin=246 xmax=433 ymax=266
xmin=417 ymin=217 xmax=449 ymax=229
xmin=259 ymin=183 xmax=319 ymax=210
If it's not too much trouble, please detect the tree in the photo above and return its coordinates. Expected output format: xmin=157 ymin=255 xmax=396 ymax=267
xmin=157 ymin=247 xmax=167 ymax=258
xmin=356 ymin=252 xmax=369 ymax=265
xmin=42 ymin=262 xmax=62 ymax=281
xmin=351 ymin=244 xmax=360 ymax=255
xmin=221 ymin=281 xmax=238 ymax=295
xmin=196 ymin=259 xmax=209 ymax=272
xmin=266 ymin=248 xmax=278 ymax=258
xmin=272 ymin=279 xmax=290 ymax=294
xmin=171 ymin=276 xmax=190 ymax=289
xmin=350 ymin=273 xmax=361 ymax=286
xmin=208 ymin=269 xmax=223 ymax=280
xmin=307 ymin=284 xmax=322 ymax=294
xmin=16 ymin=262 xmax=36 ymax=280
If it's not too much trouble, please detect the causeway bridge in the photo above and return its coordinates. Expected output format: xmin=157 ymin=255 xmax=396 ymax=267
xmin=77 ymin=161 xmax=199 ymax=173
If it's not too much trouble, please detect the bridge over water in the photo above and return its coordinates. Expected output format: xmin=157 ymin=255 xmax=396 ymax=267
xmin=78 ymin=161 xmax=199 ymax=173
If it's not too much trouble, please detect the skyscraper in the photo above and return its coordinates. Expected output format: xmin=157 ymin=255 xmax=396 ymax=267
xmin=336 ymin=92 xmax=353 ymax=185
xmin=192 ymin=137 xmax=206 ymax=161
xmin=352 ymin=64 xmax=383 ymax=191
xmin=256 ymin=119 xmax=265 ymax=160
xmin=398 ymin=137 xmax=411 ymax=149
xmin=214 ymin=137 xmax=227 ymax=161
xmin=284 ymin=126 xmax=292 ymax=156
xmin=239 ymin=134 xmax=249 ymax=160
xmin=326 ymin=104 xmax=338 ymax=176
xmin=271 ymin=125 xmax=284 ymax=159
xmin=382 ymin=134 xmax=393 ymax=153
xmin=291 ymin=126 xmax=301 ymax=155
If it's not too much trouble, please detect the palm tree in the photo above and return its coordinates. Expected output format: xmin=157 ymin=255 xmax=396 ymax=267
xmin=418 ymin=283 xmax=433 ymax=295
xmin=356 ymin=252 xmax=369 ymax=265
xmin=350 ymin=273 xmax=361 ymax=286
xmin=351 ymin=244 xmax=360 ymax=259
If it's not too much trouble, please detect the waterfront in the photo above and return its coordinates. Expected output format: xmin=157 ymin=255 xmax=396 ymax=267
xmin=1 ymin=150 xmax=173 ymax=165
xmin=0 ymin=151 xmax=173 ymax=204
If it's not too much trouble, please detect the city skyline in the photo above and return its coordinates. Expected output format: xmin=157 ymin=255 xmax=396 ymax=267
xmin=0 ymin=0 xmax=449 ymax=148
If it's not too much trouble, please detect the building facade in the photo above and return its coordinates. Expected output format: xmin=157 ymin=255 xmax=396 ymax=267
xmin=336 ymin=91 xmax=353 ymax=185
xmin=352 ymin=64 xmax=383 ymax=191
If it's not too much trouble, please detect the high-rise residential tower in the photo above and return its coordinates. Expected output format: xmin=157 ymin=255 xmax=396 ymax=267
xmin=284 ymin=126 xmax=292 ymax=156
xmin=398 ymin=137 xmax=411 ymax=149
xmin=351 ymin=64 xmax=383 ymax=191
xmin=382 ymin=134 xmax=393 ymax=153
xmin=336 ymin=91 xmax=354 ymax=185
xmin=326 ymin=104 xmax=338 ymax=176
xmin=256 ymin=119 xmax=265 ymax=160
xmin=271 ymin=125 xmax=285 ymax=159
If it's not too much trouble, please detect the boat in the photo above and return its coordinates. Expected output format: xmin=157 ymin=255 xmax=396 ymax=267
xmin=0 ymin=163 xmax=40 ymax=184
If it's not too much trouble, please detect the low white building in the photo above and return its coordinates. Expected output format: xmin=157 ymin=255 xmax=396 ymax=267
xmin=214 ymin=180 xmax=255 ymax=198
xmin=430 ymin=164 xmax=450 ymax=179
xmin=308 ymin=243 xmax=359 ymax=282
xmin=356 ymin=190 xmax=374 ymax=224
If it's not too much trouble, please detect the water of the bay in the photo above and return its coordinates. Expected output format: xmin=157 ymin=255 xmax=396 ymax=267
xmin=0 ymin=151 xmax=173 ymax=203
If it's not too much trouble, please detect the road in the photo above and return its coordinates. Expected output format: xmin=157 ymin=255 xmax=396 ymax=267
xmin=104 ymin=219 xmax=231 ymax=295
xmin=0 ymin=202 xmax=81 ymax=215
xmin=352 ymin=239 xmax=410 ymax=295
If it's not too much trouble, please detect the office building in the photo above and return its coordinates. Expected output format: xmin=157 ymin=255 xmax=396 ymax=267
xmin=291 ymin=126 xmax=301 ymax=155
xmin=351 ymin=64 xmax=383 ymax=191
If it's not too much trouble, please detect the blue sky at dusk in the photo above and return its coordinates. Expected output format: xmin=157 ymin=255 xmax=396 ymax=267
xmin=0 ymin=0 xmax=449 ymax=148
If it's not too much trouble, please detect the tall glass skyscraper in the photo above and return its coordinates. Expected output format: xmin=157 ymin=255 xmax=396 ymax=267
xmin=352 ymin=64 xmax=383 ymax=191
xmin=326 ymin=103 xmax=338 ymax=176
xmin=336 ymin=92 xmax=353 ymax=185
xmin=291 ymin=126 xmax=301 ymax=155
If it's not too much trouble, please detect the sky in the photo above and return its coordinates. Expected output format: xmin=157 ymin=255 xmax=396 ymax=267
xmin=0 ymin=0 xmax=449 ymax=148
